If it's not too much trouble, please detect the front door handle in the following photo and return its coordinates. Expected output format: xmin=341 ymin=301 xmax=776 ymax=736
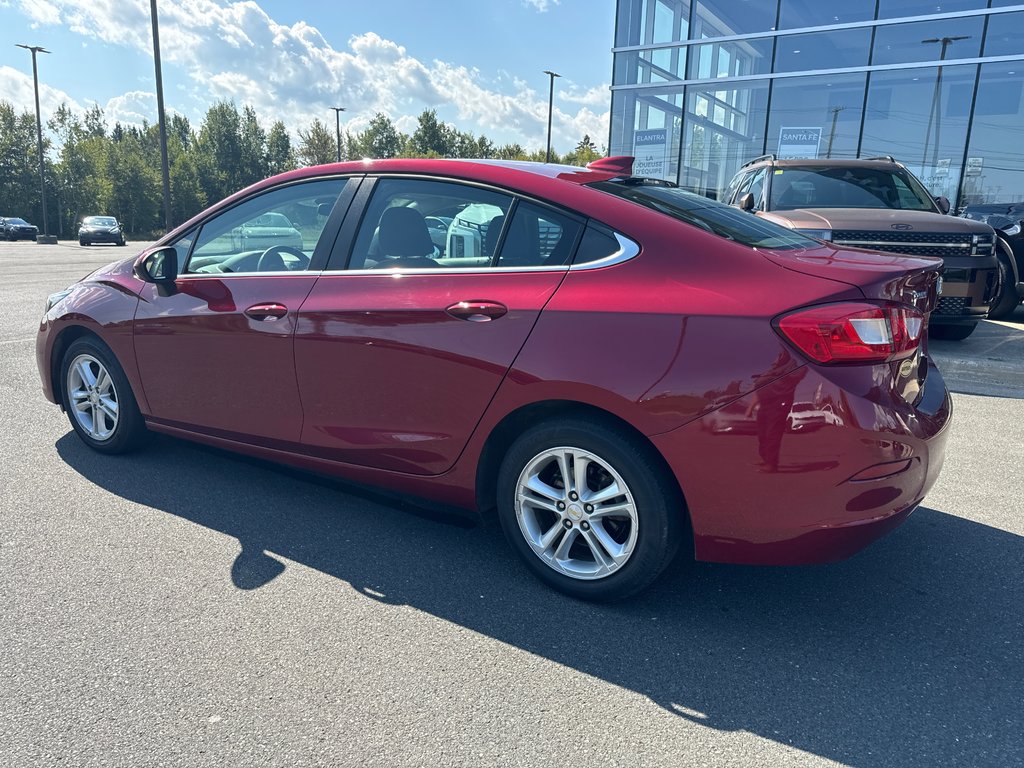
xmin=244 ymin=302 xmax=288 ymax=321
xmin=445 ymin=300 xmax=508 ymax=322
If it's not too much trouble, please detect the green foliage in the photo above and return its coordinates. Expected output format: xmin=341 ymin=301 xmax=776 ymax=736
xmin=0 ymin=99 xmax=598 ymax=238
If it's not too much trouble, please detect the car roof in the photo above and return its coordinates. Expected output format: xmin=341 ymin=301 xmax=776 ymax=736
xmin=742 ymin=157 xmax=903 ymax=171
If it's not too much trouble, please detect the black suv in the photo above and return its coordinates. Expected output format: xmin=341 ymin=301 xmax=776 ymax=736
xmin=78 ymin=216 xmax=126 ymax=246
xmin=961 ymin=202 xmax=1024 ymax=319
xmin=724 ymin=156 xmax=999 ymax=340
xmin=2 ymin=217 xmax=39 ymax=241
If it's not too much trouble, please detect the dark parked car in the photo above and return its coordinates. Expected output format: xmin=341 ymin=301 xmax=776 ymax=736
xmin=724 ymin=156 xmax=999 ymax=340
xmin=961 ymin=202 xmax=1024 ymax=319
xmin=38 ymin=157 xmax=951 ymax=601
xmin=2 ymin=216 xmax=39 ymax=241
xmin=78 ymin=216 xmax=126 ymax=246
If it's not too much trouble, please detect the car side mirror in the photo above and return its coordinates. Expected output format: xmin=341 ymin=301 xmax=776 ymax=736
xmin=737 ymin=192 xmax=756 ymax=212
xmin=134 ymin=247 xmax=178 ymax=284
xmin=934 ymin=195 xmax=951 ymax=215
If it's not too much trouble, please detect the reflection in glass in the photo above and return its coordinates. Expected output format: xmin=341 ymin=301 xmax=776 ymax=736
xmin=778 ymin=0 xmax=875 ymax=29
xmin=961 ymin=63 xmax=1024 ymax=205
xmin=766 ymin=74 xmax=866 ymax=158
xmin=876 ymin=0 xmax=986 ymax=18
xmin=861 ymin=65 xmax=976 ymax=200
xmin=692 ymin=0 xmax=779 ymax=38
xmin=687 ymin=38 xmax=773 ymax=79
xmin=615 ymin=47 xmax=687 ymax=85
xmin=616 ymin=0 xmax=691 ymax=47
xmin=610 ymin=86 xmax=684 ymax=182
xmin=983 ymin=11 xmax=1024 ymax=57
xmin=680 ymin=80 xmax=769 ymax=199
xmin=774 ymin=28 xmax=871 ymax=73
xmin=872 ymin=18 xmax=983 ymax=66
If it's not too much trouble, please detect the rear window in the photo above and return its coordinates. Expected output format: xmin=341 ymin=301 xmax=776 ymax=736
xmin=590 ymin=180 xmax=817 ymax=251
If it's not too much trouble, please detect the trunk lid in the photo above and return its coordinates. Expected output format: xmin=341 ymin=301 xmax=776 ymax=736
xmin=759 ymin=243 xmax=944 ymax=314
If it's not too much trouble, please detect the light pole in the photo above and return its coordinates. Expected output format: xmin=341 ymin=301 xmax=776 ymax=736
xmin=330 ymin=106 xmax=346 ymax=163
xmin=543 ymin=70 xmax=560 ymax=163
xmin=150 ymin=0 xmax=172 ymax=232
xmin=16 ymin=44 xmax=57 ymax=244
xmin=920 ymin=36 xmax=968 ymax=176
xmin=825 ymin=105 xmax=845 ymax=159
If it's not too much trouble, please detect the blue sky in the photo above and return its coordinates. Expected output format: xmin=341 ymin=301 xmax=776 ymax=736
xmin=0 ymin=0 xmax=614 ymax=152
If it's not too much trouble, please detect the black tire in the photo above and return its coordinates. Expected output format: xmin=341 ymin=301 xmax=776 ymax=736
xmin=930 ymin=323 xmax=977 ymax=341
xmin=987 ymin=246 xmax=1021 ymax=320
xmin=118 ymin=238 xmax=126 ymax=247
xmin=59 ymin=336 xmax=148 ymax=454
xmin=496 ymin=417 xmax=685 ymax=602
xmin=79 ymin=239 xmax=89 ymax=246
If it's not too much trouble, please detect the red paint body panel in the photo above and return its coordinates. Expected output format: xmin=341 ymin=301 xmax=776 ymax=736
xmin=294 ymin=271 xmax=565 ymax=474
xmin=134 ymin=275 xmax=319 ymax=442
xmin=36 ymin=158 xmax=955 ymax=570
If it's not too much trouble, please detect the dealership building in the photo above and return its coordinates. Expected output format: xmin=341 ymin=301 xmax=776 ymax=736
xmin=610 ymin=1 xmax=1024 ymax=208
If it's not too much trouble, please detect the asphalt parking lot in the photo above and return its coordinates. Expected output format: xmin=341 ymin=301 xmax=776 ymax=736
xmin=2 ymin=240 xmax=1022 ymax=767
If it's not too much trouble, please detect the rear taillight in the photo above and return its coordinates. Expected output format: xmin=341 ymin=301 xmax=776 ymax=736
xmin=775 ymin=302 xmax=925 ymax=364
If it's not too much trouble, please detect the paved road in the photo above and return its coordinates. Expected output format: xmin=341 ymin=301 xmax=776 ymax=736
xmin=2 ymin=241 xmax=1022 ymax=767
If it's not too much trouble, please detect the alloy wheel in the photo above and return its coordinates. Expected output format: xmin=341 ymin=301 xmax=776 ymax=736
xmin=66 ymin=353 xmax=119 ymax=441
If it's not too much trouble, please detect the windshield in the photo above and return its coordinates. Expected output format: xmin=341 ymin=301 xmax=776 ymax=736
xmin=590 ymin=180 xmax=819 ymax=251
xmin=769 ymin=166 xmax=936 ymax=211
xmin=7 ymin=218 xmax=29 ymax=225
xmin=83 ymin=216 xmax=117 ymax=226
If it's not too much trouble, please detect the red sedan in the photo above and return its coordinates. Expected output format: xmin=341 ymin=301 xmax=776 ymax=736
xmin=37 ymin=157 xmax=951 ymax=601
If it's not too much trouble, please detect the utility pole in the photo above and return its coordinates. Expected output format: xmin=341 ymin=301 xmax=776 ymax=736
xmin=150 ymin=0 xmax=172 ymax=232
xmin=921 ymin=36 xmax=968 ymax=176
xmin=543 ymin=70 xmax=560 ymax=163
xmin=330 ymin=107 xmax=346 ymax=163
xmin=825 ymin=106 xmax=845 ymax=159
xmin=16 ymin=44 xmax=57 ymax=244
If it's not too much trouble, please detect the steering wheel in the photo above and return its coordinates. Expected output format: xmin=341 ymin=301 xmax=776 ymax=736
xmin=257 ymin=245 xmax=309 ymax=272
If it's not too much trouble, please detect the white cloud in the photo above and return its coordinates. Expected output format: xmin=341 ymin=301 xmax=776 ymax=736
xmin=4 ymin=0 xmax=609 ymax=151
xmin=0 ymin=64 xmax=85 ymax=118
xmin=523 ymin=0 xmax=560 ymax=11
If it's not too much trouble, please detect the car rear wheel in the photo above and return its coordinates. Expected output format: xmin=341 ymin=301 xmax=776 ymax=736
xmin=497 ymin=417 xmax=685 ymax=601
xmin=79 ymin=239 xmax=89 ymax=246
xmin=60 ymin=337 xmax=148 ymax=454
xmin=930 ymin=323 xmax=977 ymax=341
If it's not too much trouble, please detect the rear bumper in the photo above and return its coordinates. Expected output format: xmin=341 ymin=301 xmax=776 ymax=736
xmin=931 ymin=254 xmax=998 ymax=324
xmin=652 ymin=358 xmax=951 ymax=566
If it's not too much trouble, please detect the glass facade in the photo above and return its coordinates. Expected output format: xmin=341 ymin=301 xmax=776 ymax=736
xmin=611 ymin=0 xmax=1024 ymax=206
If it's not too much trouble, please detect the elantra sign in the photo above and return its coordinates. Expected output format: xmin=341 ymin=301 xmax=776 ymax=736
xmin=633 ymin=128 xmax=668 ymax=178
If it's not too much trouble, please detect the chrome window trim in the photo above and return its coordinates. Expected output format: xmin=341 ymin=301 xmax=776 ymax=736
xmin=611 ymin=53 xmax=1024 ymax=90
xmin=175 ymin=271 xmax=321 ymax=279
xmin=320 ymin=265 xmax=570 ymax=275
xmin=612 ymin=5 xmax=1024 ymax=52
xmin=570 ymin=232 xmax=641 ymax=271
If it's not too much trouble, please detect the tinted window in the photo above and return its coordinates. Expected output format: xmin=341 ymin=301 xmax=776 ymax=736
xmin=497 ymin=202 xmax=583 ymax=268
xmin=347 ymin=178 xmax=513 ymax=270
xmin=574 ymin=224 xmax=625 ymax=266
xmin=591 ymin=180 xmax=819 ymax=250
xmin=186 ymin=178 xmax=346 ymax=274
xmin=768 ymin=166 xmax=936 ymax=210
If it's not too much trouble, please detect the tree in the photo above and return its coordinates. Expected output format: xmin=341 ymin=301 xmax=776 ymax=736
xmin=196 ymin=101 xmax=244 ymax=202
xmin=238 ymin=105 xmax=268 ymax=187
xmin=408 ymin=109 xmax=452 ymax=157
xmin=266 ymin=120 xmax=295 ymax=175
xmin=0 ymin=101 xmax=51 ymax=227
xmin=296 ymin=118 xmax=335 ymax=166
xmin=496 ymin=143 xmax=527 ymax=160
xmin=356 ymin=112 xmax=405 ymax=158
xmin=563 ymin=134 xmax=601 ymax=167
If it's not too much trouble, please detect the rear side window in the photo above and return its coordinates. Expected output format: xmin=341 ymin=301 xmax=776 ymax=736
xmin=591 ymin=180 xmax=817 ymax=251
xmin=573 ymin=224 xmax=622 ymax=265
xmin=497 ymin=201 xmax=583 ymax=268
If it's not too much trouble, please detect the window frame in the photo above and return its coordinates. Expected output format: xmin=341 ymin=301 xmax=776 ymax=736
xmin=170 ymin=175 xmax=361 ymax=279
xmin=324 ymin=174 xmax=628 ymax=274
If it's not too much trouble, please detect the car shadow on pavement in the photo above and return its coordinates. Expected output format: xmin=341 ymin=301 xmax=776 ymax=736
xmin=57 ymin=432 xmax=1023 ymax=768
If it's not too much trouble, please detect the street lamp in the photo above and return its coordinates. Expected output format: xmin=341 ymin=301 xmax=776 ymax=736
xmin=543 ymin=70 xmax=560 ymax=163
xmin=16 ymin=44 xmax=57 ymax=244
xmin=330 ymin=106 xmax=346 ymax=163
xmin=920 ymin=35 xmax=969 ymax=175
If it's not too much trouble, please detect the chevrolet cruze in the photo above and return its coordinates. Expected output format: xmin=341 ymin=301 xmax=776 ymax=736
xmin=37 ymin=157 xmax=952 ymax=601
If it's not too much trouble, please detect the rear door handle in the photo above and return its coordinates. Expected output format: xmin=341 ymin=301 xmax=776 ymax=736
xmin=244 ymin=303 xmax=288 ymax=321
xmin=445 ymin=300 xmax=508 ymax=322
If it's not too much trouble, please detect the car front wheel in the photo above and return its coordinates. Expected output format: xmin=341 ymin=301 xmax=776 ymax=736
xmin=497 ymin=417 xmax=685 ymax=601
xmin=60 ymin=337 xmax=148 ymax=454
xmin=987 ymin=246 xmax=1021 ymax=320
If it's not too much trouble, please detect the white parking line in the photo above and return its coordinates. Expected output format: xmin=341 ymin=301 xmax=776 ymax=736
xmin=0 ymin=338 xmax=34 ymax=345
